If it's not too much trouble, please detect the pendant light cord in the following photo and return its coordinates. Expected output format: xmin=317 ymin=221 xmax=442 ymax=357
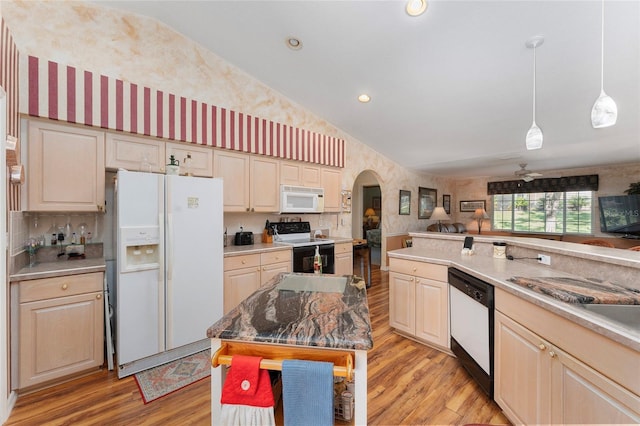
xmin=600 ymin=0 xmax=605 ymax=93
xmin=532 ymin=45 xmax=537 ymax=123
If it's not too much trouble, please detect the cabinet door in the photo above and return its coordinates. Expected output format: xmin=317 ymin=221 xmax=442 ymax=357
xmin=261 ymin=261 xmax=291 ymax=286
xmin=19 ymin=292 xmax=104 ymax=389
xmin=334 ymin=242 xmax=353 ymax=276
xmin=166 ymin=142 xmax=213 ymax=177
xmin=388 ymin=271 xmax=415 ymax=334
xmin=28 ymin=120 xmax=105 ymax=212
xmin=415 ymin=277 xmax=449 ymax=347
xmin=223 ymin=266 xmax=260 ymax=314
xmin=494 ymin=311 xmax=552 ymax=425
xmin=301 ymin=164 xmax=322 ymax=187
xmin=250 ymin=156 xmax=280 ymax=212
xmin=321 ymin=167 xmax=342 ymax=212
xmin=105 ymin=133 xmax=165 ymax=173
xmin=551 ymin=345 xmax=640 ymax=424
xmin=214 ymin=150 xmax=250 ymax=212
xmin=280 ymin=160 xmax=302 ymax=186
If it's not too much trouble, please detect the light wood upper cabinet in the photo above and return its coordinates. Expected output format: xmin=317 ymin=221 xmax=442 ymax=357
xmin=214 ymin=150 xmax=279 ymax=213
xmin=321 ymin=167 xmax=342 ymax=212
xmin=214 ymin=150 xmax=250 ymax=212
xmin=105 ymin=133 xmax=165 ymax=173
xmin=18 ymin=272 xmax=104 ymax=390
xmin=166 ymin=142 xmax=213 ymax=177
xmin=280 ymin=160 xmax=322 ymax=187
xmin=250 ymin=156 xmax=280 ymax=212
xmin=28 ymin=120 xmax=105 ymax=212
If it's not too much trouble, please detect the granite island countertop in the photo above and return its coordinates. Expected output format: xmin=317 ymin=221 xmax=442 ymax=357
xmin=207 ymin=272 xmax=373 ymax=351
xmin=10 ymin=257 xmax=106 ymax=282
xmin=389 ymin=247 xmax=640 ymax=351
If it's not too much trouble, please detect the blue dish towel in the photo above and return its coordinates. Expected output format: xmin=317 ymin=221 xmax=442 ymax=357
xmin=281 ymin=359 xmax=334 ymax=426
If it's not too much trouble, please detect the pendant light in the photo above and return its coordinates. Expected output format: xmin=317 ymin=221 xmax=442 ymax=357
xmin=591 ymin=0 xmax=618 ymax=128
xmin=525 ymin=35 xmax=544 ymax=151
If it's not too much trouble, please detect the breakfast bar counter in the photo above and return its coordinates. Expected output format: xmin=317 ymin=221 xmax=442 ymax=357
xmin=207 ymin=272 xmax=373 ymax=424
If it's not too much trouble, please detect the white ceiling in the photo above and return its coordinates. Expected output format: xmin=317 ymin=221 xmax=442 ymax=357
xmin=94 ymin=0 xmax=639 ymax=179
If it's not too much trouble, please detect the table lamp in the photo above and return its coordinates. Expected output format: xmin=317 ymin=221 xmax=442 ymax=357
xmin=473 ymin=208 xmax=489 ymax=234
xmin=364 ymin=208 xmax=376 ymax=226
xmin=429 ymin=207 xmax=451 ymax=232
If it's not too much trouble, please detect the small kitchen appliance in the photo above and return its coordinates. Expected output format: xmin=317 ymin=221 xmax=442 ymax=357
xmin=234 ymin=228 xmax=254 ymax=246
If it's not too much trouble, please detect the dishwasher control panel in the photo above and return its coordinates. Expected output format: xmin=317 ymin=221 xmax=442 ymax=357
xmin=448 ymin=268 xmax=494 ymax=308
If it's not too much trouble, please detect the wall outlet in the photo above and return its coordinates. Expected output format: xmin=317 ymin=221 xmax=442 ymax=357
xmin=538 ymin=254 xmax=551 ymax=266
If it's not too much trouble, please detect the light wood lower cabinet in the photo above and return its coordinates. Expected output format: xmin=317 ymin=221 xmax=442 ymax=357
xmin=495 ymin=289 xmax=640 ymax=424
xmin=388 ymin=258 xmax=449 ymax=349
xmin=18 ymin=272 xmax=104 ymax=390
xmin=223 ymin=249 xmax=291 ymax=314
xmin=333 ymin=242 xmax=353 ymax=276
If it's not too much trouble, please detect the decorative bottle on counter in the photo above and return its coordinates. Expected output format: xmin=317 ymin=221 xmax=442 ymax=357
xmin=313 ymin=245 xmax=322 ymax=274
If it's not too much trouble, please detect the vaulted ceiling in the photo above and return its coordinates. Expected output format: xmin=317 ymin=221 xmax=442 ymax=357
xmin=74 ymin=1 xmax=640 ymax=177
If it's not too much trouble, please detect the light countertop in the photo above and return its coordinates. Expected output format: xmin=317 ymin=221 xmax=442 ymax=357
xmin=388 ymin=247 xmax=639 ymax=351
xmin=10 ymin=257 xmax=106 ymax=282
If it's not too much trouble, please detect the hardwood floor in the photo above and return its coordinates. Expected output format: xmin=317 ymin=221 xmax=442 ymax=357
xmin=6 ymin=267 xmax=509 ymax=425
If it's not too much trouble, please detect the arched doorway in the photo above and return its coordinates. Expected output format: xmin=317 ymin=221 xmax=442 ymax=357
xmin=352 ymin=171 xmax=382 ymax=267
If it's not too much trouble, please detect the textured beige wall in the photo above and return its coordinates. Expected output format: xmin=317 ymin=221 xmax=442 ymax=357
xmin=2 ymin=1 xmax=451 ymax=258
xmin=2 ymin=1 xmax=636 ymax=257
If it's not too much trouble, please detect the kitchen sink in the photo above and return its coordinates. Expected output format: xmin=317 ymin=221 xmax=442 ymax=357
xmin=580 ymin=304 xmax=640 ymax=328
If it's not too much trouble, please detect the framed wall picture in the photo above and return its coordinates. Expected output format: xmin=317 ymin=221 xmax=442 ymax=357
xmin=460 ymin=200 xmax=486 ymax=212
xmin=399 ymin=190 xmax=411 ymax=215
xmin=443 ymin=194 xmax=451 ymax=214
xmin=372 ymin=196 xmax=381 ymax=209
xmin=418 ymin=187 xmax=437 ymax=219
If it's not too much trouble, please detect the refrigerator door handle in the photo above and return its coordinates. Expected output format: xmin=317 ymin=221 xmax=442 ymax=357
xmin=167 ymin=212 xmax=174 ymax=280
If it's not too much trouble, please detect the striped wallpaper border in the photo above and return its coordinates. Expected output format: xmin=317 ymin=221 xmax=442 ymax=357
xmin=24 ymin=55 xmax=345 ymax=167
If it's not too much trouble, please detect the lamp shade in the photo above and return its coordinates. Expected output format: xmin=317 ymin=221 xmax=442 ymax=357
xmin=473 ymin=208 xmax=489 ymax=219
xmin=364 ymin=208 xmax=376 ymax=217
xmin=429 ymin=207 xmax=451 ymax=222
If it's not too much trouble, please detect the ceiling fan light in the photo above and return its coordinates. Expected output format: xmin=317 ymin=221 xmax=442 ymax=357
xmin=591 ymin=91 xmax=618 ymax=128
xmin=526 ymin=123 xmax=543 ymax=150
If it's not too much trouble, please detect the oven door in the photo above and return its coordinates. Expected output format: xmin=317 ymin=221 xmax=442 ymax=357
xmin=292 ymin=244 xmax=335 ymax=274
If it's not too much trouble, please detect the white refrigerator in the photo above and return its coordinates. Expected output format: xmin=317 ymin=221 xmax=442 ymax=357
xmin=116 ymin=170 xmax=223 ymax=378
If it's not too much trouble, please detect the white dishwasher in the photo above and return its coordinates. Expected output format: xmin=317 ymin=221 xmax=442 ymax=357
xmin=449 ymin=268 xmax=494 ymax=397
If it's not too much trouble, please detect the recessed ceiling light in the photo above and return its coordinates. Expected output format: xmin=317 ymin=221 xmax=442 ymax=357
xmin=358 ymin=94 xmax=371 ymax=103
xmin=406 ymin=0 xmax=428 ymax=17
xmin=285 ymin=37 xmax=302 ymax=50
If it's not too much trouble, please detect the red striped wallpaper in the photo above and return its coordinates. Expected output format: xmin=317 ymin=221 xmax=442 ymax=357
xmin=24 ymin=56 xmax=345 ymax=167
xmin=1 ymin=18 xmax=20 ymax=211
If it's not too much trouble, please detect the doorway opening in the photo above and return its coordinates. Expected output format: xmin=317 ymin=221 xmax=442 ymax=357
xmin=353 ymin=171 xmax=382 ymax=266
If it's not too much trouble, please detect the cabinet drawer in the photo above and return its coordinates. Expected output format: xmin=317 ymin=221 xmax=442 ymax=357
xmin=224 ymin=254 xmax=260 ymax=271
xmin=335 ymin=242 xmax=352 ymax=254
xmin=19 ymin=272 xmax=103 ymax=303
xmin=261 ymin=249 xmax=291 ymax=265
xmin=389 ymin=258 xmax=447 ymax=282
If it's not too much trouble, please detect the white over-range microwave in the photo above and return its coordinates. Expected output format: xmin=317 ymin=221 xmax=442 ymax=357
xmin=280 ymin=185 xmax=324 ymax=214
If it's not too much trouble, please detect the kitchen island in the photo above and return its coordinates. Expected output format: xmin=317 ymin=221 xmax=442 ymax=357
xmin=207 ymin=272 xmax=373 ymax=425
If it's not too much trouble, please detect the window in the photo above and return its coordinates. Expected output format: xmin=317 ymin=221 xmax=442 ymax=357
xmin=492 ymin=191 xmax=593 ymax=234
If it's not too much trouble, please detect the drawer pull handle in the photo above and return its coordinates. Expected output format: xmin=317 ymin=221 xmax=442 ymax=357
xmin=549 ymin=351 xmax=557 ymax=358
xmin=61 ymin=284 xmax=68 ymax=290
xmin=538 ymin=343 xmax=546 ymax=351
xmin=412 ymin=268 xmax=417 ymax=272
xmin=410 ymin=277 xmax=414 ymax=282
xmin=96 ymin=293 xmax=102 ymax=300
xmin=241 ymin=260 xmax=246 ymax=264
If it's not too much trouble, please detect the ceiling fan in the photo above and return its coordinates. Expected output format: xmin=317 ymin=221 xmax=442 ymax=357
xmin=514 ymin=163 xmax=543 ymax=182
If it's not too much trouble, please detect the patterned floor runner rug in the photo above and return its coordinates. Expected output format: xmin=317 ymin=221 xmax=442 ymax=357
xmin=134 ymin=349 xmax=211 ymax=404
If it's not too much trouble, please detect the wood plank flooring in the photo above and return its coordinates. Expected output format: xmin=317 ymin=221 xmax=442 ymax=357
xmin=6 ymin=267 xmax=509 ymax=425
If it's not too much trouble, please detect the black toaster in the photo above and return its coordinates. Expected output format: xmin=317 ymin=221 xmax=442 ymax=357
xmin=234 ymin=232 xmax=254 ymax=246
